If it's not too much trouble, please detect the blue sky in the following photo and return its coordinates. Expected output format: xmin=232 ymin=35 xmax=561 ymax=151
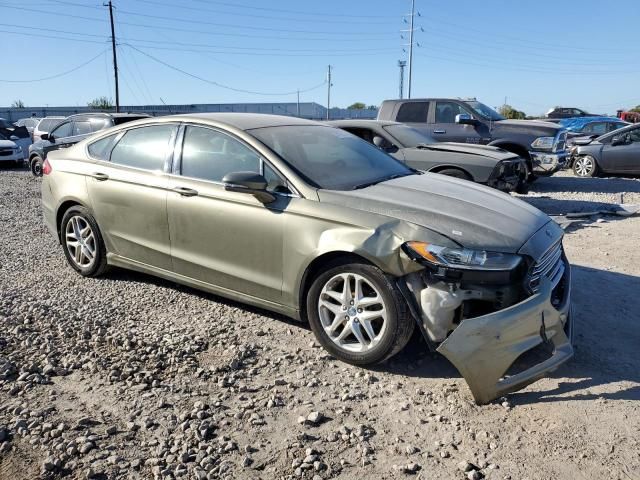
xmin=1 ymin=0 xmax=639 ymax=116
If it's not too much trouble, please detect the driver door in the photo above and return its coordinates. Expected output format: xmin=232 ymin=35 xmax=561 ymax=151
xmin=167 ymin=124 xmax=286 ymax=303
xmin=602 ymin=128 xmax=640 ymax=172
xmin=43 ymin=120 xmax=74 ymax=157
xmin=430 ymin=101 xmax=482 ymax=144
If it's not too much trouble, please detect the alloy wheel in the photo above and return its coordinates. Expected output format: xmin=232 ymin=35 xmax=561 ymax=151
xmin=317 ymin=272 xmax=388 ymax=353
xmin=65 ymin=216 xmax=97 ymax=268
xmin=574 ymin=156 xmax=594 ymax=177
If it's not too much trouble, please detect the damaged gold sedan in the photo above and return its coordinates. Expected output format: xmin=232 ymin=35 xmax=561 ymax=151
xmin=41 ymin=113 xmax=572 ymax=404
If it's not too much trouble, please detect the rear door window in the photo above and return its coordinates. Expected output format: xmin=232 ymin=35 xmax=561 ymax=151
xmin=396 ymin=102 xmax=429 ymax=123
xmin=110 ymin=124 xmax=176 ymax=171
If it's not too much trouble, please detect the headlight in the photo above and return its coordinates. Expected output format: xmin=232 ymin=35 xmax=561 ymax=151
xmin=531 ymin=136 xmax=555 ymax=150
xmin=405 ymin=241 xmax=522 ymax=271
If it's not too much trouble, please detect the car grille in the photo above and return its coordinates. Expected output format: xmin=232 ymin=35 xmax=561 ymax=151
xmin=528 ymin=240 xmax=565 ymax=293
xmin=0 ymin=149 xmax=15 ymax=157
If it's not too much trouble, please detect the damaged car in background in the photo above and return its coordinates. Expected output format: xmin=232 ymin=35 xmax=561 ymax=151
xmin=329 ymin=120 xmax=528 ymax=193
xmin=41 ymin=113 xmax=573 ymax=404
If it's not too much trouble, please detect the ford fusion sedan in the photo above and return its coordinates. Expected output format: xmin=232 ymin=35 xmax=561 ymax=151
xmin=41 ymin=113 xmax=573 ymax=404
xmin=329 ymin=120 xmax=527 ymax=193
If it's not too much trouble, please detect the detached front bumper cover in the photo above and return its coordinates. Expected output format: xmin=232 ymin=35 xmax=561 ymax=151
xmin=529 ymin=151 xmax=568 ymax=174
xmin=436 ymin=275 xmax=573 ymax=404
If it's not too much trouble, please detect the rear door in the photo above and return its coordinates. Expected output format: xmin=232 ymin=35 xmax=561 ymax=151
xmin=167 ymin=124 xmax=286 ymax=303
xmin=430 ymin=101 xmax=483 ymax=143
xmin=86 ymin=123 xmax=177 ymax=270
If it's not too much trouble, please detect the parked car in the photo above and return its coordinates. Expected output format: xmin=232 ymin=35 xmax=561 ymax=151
xmin=572 ymin=123 xmax=640 ymax=177
xmin=560 ymin=116 xmax=629 ymax=139
xmin=545 ymin=107 xmax=599 ymax=119
xmin=0 ymin=133 xmax=28 ymax=166
xmin=14 ymin=117 xmax=41 ymax=140
xmin=41 ymin=113 xmax=573 ymax=404
xmin=32 ymin=116 xmax=64 ymax=143
xmin=0 ymin=118 xmax=32 ymax=162
xmin=377 ymin=98 xmax=568 ymax=177
xmin=29 ymin=112 xmax=150 ymax=176
xmin=329 ymin=120 xmax=527 ymax=193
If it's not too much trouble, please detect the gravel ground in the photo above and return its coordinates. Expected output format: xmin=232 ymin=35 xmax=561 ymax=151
xmin=1 ymin=167 xmax=639 ymax=480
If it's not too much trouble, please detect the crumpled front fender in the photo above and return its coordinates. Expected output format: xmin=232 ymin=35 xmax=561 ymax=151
xmin=436 ymin=275 xmax=573 ymax=404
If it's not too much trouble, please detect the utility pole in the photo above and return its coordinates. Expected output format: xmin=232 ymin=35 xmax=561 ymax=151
xmin=398 ymin=60 xmax=407 ymax=99
xmin=104 ymin=0 xmax=120 ymax=112
xmin=326 ymin=65 xmax=332 ymax=120
xmin=407 ymin=0 xmax=415 ymax=98
xmin=297 ymin=90 xmax=300 ymax=117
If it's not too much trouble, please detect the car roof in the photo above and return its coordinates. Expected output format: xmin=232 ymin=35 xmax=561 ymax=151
xmin=65 ymin=112 xmax=150 ymax=120
xmin=327 ymin=119 xmax=401 ymax=128
xmin=142 ymin=113 xmax=323 ymax=131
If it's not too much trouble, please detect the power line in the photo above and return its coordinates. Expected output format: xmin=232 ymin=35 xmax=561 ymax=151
xmin=0 ymin=50 xmax=107 ymax=82
xmin=124 ymin=44 xmax=327 ymax=96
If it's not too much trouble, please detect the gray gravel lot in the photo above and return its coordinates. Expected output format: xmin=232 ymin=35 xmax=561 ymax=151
xmin=1 ymin=168 xmax=639 ymax=480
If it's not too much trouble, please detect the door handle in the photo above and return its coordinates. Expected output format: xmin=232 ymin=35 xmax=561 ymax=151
xmin=433 ymin=129 xmax=446 ymax=134
xmin=172 ymin=186 xmax=199 ymax=197
xmin=90 ymin=172 xmax=109 ymax=181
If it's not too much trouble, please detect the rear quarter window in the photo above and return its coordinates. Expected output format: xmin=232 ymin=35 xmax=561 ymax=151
xmin=87 ymin=134 xmax=118 ymax=161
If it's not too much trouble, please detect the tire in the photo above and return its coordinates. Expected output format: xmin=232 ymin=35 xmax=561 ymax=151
xmin=436 ymin=168 xmax=472 ymax=181
xmin=306 ymin=260 xmax=414 ymax=366
xmin=60 ymin=206 xmax=108 ymax=277
xmin=30 ymin=155 xmax=43 ymax=177
xmin=573 ymin=155 xmax=598 ymax=177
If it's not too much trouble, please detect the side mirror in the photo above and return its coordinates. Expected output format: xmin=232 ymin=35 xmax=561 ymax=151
xmin=372 ymin=136 xmax=385 ymax=148
xmin=455 ymin=113 xmax=477 ymax=125
xmin=9 ymin=135 xmax=19 ymax=141
xmin=41 ymin=133 xmax=50 ymax=141
xmin=222 ymin=171 xmax=275 ymax=204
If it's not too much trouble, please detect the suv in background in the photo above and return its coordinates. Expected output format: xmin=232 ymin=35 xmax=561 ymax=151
xmin=29 ymin=112 xmax=150 ymax=176
xmin=545 ymin=107 xmax=598 ymax=119
xmin=377 ymin=98 xmax=568 ymax=177
xmin=33 ymin=117 xmax=65 ymax=142
xmin=14 ymin=117 xmax=41 ymax=140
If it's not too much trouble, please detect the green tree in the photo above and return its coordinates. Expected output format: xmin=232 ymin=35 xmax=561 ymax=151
xmin=11 ymin=100 xmax=25 ymax=108
xmin=347 ymin=102 xmax=366 ymax=110
xmin=499 ymin=104 xmax=526 ymax=120
xmin=87 ymin=96 xmax=113 ymax=109
xmin=630 ymin=105 xmax=640 ymax=113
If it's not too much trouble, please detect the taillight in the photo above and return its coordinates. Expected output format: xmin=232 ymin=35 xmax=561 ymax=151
xmin=42 ymin=158 xmax=52 ymax=175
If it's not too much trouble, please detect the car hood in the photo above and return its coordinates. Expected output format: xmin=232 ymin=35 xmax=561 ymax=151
xmin=318 ymin=173 xmax=550 ymax=253
xmin=0 ymin=139 xmax=17 ymax=148
xmin=413 ymin=142 xmax=519 ymax=161
xmin=493 ymin=119 xmax=562 ymax=137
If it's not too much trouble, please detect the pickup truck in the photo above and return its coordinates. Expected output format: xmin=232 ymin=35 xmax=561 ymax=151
xmin=377 ymin=98 xmax=568 ymax=176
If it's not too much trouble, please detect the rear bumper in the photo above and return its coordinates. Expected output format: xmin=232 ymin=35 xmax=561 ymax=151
xmin=436 ymin=267 xmax=572 ymax=404
xmin=529 ymin=151 xmax=568 ymax=174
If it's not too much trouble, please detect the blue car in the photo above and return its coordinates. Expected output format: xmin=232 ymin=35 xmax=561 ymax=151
xmin=560 ymin=116 xmax=629 ymax=137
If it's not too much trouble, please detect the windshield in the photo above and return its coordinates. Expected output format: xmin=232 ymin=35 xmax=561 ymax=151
xmin=250 ymin=125 xmax=413 ymax=191
xmin=383 ymin=124 xmax=435 ymax=148
xmin=464 ymin=101 xmax=505 ymax=121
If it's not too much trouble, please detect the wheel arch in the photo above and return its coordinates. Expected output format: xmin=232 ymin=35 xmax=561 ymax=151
xmin=428 ymin=164 xmax=474 ymax=180
xmin=297 ymin=251 xmax=376 ymax=323
xmin=56 ymin=200 xmax=89 ymax=242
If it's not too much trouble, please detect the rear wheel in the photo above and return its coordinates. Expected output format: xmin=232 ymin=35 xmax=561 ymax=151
xmin=60 ymin=206 xmax=108 ymax=277
xmin=306 ymin=261 xmax=414 ymax=366
xmin=573 ymin=155 xmax=598 ymax=177
xmin=30 ymin=155 xmax=43 ymax=177
xmin=436 ymin=168 xmax=472 ymax=181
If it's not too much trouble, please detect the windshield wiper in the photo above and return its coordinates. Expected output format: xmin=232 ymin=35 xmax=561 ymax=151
xmin=352 ymin=173 xmax=410 ymax=190
xmin=415 ymin=143 xmax=434 ymax=149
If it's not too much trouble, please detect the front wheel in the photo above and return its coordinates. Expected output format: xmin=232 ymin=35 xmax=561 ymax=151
xmin=306 ymin=262 xmax=414 ymax=366
xmin=30 ymin=156 xmax=43 ymax=177
xmin=573 ymin=155 xmax=598 ymax=177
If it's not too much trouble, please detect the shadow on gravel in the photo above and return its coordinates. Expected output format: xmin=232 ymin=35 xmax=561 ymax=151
xmin=529 ymin=174 xmax=640 ymax=194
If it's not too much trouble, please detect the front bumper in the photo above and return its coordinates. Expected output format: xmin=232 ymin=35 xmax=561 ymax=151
xmin=0 ymin=150 xmax=24 ymax=162
xmin=436 ymin=269 xmax=572 ymax=404
xmin=529 ymin=151 xmax=568 ymax=174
